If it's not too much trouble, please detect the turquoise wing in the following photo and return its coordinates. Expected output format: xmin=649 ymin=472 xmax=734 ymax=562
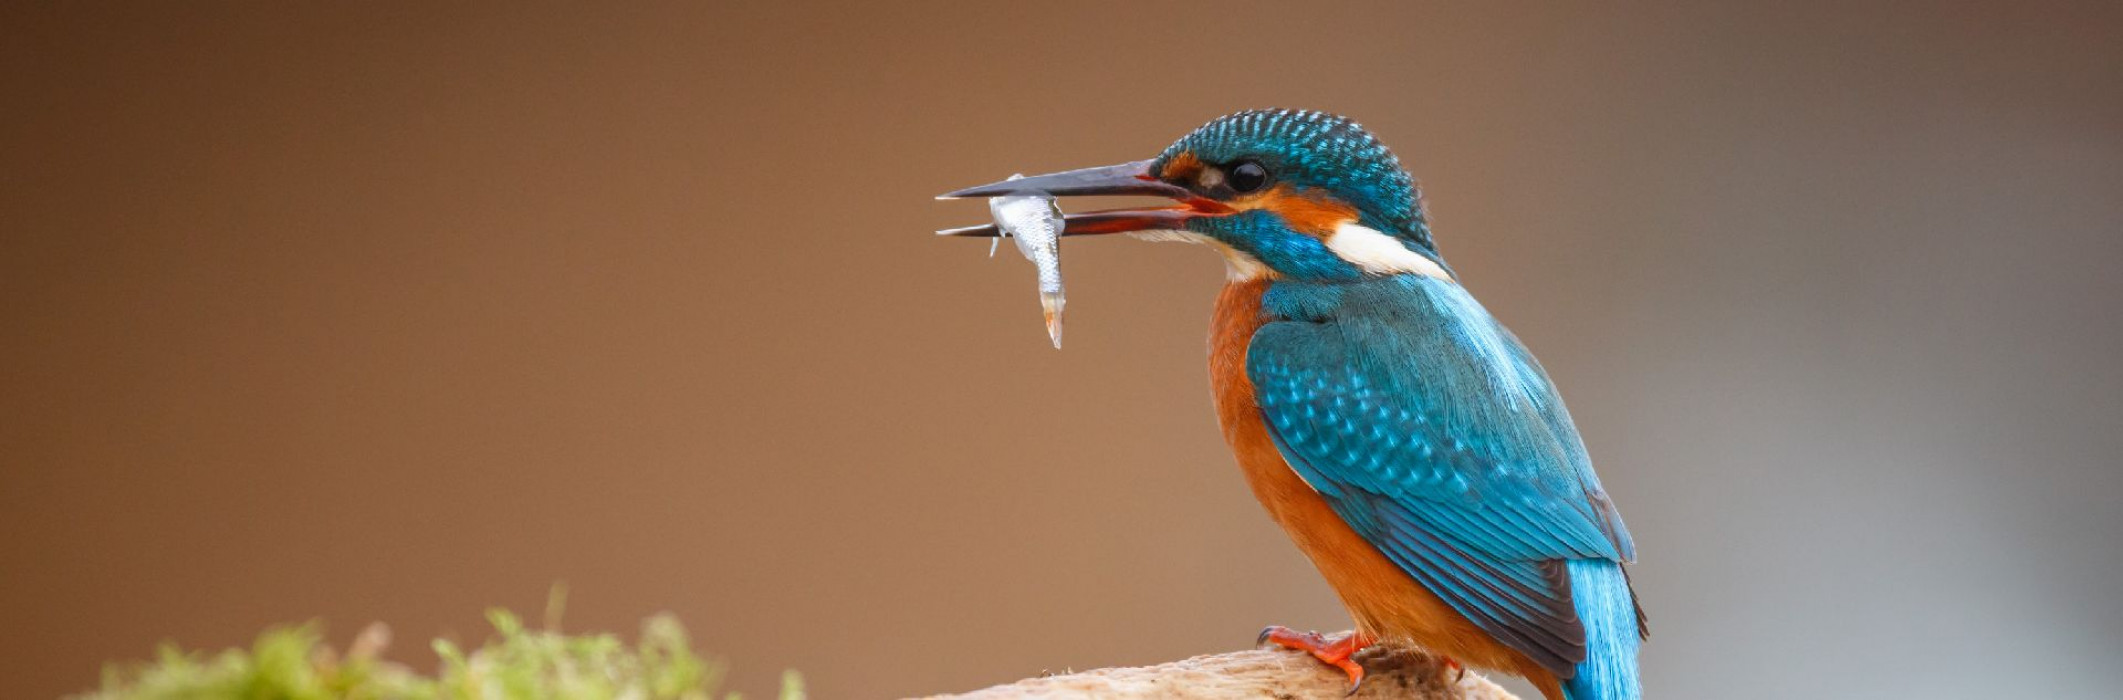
xmin=1246 ymin=276 xmax=1634 ymax=673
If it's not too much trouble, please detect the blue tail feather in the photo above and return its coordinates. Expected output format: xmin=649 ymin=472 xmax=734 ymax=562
xmin=1561 ymin=559 xmax=1641 ymax=700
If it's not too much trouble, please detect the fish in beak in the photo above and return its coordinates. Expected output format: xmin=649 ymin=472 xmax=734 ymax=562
xmin=935 ymin=159 xmax=1229 ymax=237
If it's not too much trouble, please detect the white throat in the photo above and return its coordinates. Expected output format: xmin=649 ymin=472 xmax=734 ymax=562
xmin=1129 ymin=229 xmax=1272 ymax=281
xmin=1129 ymin=222 xmax=1448 ymax=282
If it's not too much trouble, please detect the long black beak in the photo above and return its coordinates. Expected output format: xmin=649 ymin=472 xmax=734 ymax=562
xmin=936 ymin=159 xmax=1227 ymax=237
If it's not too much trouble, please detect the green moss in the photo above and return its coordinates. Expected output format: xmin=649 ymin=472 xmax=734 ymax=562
xmin=75 ymin=589 xmax=801 ymax=700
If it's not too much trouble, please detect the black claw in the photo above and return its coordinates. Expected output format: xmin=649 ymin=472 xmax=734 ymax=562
xmin=1255 ymin=626 xmax=1275 ymax=648
xmin=1345 ymin=672 xmax=1367 ymax=697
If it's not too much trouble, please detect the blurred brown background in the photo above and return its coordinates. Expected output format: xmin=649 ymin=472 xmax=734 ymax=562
xmin=4 ymin=2 xmax=2121 ymax=698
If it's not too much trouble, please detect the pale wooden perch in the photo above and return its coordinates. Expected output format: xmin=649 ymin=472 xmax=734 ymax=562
xmin=921 ymin=644 xmax=1519 ymax=699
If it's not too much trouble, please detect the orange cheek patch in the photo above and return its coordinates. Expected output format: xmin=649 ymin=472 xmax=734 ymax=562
xmin=1159 ymin=154 xmax=1356 ymax=236
xmin=1158 ymin=151 xmax=1203 ymax=182
xmin=1236 ymin=184 xmax=1358 ymax=238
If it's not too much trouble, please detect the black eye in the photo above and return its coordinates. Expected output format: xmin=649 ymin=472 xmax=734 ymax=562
xmin=1228 ymin=161 xmax=1268 ymax=193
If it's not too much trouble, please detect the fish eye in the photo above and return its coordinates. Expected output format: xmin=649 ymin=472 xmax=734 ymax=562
xmin=1229 ymin=161 xmax=1268 ymax=194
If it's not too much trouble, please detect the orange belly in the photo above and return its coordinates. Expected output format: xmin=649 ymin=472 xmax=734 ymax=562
xmin=1207 ymin=279 xmax=1562 ymax=697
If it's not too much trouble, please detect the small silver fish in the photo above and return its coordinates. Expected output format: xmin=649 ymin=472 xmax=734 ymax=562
xmin=986 ymin=174 xmax=1067 ymax=348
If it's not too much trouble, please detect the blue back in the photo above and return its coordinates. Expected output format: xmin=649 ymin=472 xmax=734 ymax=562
xmin=1247 ymin=274 xmax=1638 ymax=676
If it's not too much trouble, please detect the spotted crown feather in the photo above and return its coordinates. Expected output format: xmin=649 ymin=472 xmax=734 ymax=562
xmin=1155 ymin=108 xmax=1432 ymax=250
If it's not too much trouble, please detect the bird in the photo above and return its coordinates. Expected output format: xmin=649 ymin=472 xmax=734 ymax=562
xmin=938 ymin=109 xmax=1644 ymax=700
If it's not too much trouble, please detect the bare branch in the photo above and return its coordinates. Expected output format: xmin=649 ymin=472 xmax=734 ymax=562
xmin=921 ymin=646 xmax=1520 ymax=699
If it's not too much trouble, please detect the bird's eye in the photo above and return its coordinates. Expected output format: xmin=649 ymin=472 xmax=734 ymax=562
xmin=1229 ymin=161 xmax=1268 ymax=194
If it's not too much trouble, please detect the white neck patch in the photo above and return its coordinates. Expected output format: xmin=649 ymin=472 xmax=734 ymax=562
xmin=1324 ymin=221 xmax=1452 ymax=280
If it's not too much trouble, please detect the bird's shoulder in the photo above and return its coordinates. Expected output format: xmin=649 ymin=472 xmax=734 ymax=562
xmin=1254 ymin=274 xmax=1557 ymax=423
xmin=1247 ymin=274 xmax=1633 ymax=561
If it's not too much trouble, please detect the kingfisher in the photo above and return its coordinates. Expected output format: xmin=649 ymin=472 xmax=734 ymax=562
xmin=938 ymin=109 xmax=1644 ymax=700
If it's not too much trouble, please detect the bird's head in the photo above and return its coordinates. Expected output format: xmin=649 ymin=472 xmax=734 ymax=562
xmin=940 ymin=109 xmax=1449 ymax=282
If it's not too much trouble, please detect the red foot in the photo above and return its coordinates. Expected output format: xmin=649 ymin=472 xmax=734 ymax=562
xmin=1440 ymin=655 xmax=1465 ymax=683
xmin=1257 ymin=626 xmax=1374 ymax=693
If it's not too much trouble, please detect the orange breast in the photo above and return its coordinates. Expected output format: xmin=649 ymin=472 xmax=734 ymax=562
xmin=1207 ymin=279 xmax=1563 ymax=698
